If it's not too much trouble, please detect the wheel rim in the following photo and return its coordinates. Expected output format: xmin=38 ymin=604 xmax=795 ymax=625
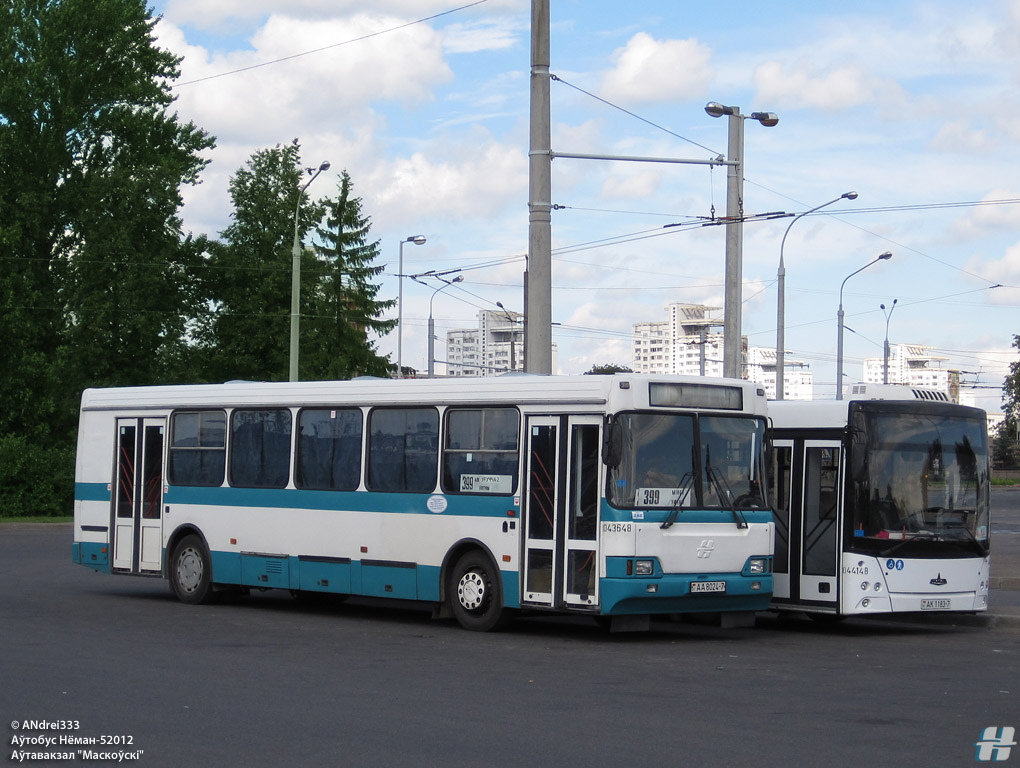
xmin=457 ymin=570 xmax=487 ymax=612
xmin=176 ymin=547 xmax=203 ymax=593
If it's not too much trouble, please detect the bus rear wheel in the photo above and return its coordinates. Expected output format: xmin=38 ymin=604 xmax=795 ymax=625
xmin=169 ymin=534 xmax=217 ymax=605
xmin=449 ymin=551 xmax=512 ymax=632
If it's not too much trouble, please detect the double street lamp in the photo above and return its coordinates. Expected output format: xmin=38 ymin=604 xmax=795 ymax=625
xmin=289 ymin=160 xmax=330 ymax=382
xmin=396 ymin=235 xmax=427 ymax=378
xmin=775 ymin=191 xmax=858 ymax=399
xmin=704 ymin=102 xmax=779 ymax=379
xmin=836 ymin=251 xmax=892 ymax=400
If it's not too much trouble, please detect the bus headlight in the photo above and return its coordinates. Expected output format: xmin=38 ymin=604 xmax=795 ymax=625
xmin=635 ymin=560 xmax=654 ymax=576
xmin=748 ymin=558 xmax=767 ymax=574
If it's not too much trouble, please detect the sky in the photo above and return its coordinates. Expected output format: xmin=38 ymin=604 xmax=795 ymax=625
xmin=150 ymin=0 xmax=1020 ymax=413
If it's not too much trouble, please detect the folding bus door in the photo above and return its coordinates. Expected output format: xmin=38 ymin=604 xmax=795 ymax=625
xmin=797 ymin=441 xmax=841 ymax=607
xmin=112 ymin=417 xmax=166 ymax=574
xmin=522 ymin=415 xmax=603 ymax=609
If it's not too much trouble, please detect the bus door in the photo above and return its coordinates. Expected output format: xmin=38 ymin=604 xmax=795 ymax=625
xmin=794 ymin=441 xmax=842 ymax=607
xmin=770 ymin=439 xmax=794 ymax=601
xmin=522 ymin=415 xmax=602 ymax=609
xmin=112 ymin=417 xmax=165 ymax=574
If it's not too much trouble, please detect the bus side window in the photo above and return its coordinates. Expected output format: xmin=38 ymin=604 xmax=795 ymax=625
xmin=442 ymin=407 xmax=520 ymax=495
xmin=229 ymin=409 xmax=292 ymax=489
xmin=168 ymin=410 xmax=226 ymax=487
xmin=367 ymin=408 xmax=439 ymax=493
xmin=296 ymin=408 xmax=363 ymax=491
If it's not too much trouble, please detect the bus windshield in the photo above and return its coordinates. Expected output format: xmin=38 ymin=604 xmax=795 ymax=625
xmin=606 ymin=412 xmax=767 ymax=510
xmin=847 ymin=404 xmax=989 ymax=556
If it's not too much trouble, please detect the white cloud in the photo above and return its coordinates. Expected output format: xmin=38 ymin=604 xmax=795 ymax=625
xmin=752 ymin=61 xmax=891 ymax=111
xmin=600 ymin=32 xmax=713 ymax=105
xmin=964 ymin=239 xmax=1020 ymax=305
xmin=600 ymin=168 xmax=662 ymax=201
xmin=367 ymin=131 xmax=527 ymax=222
xmin=443 ymin=18 xmax=524 ymax=54
xmin=930 ymin=120 xmax=996 ymax=153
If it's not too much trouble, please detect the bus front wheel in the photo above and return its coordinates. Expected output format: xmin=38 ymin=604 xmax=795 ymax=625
xmin=169 ymin=534 xmax=217 ymax=605
xmin=449 ymin=551 xmax=512 ymax=632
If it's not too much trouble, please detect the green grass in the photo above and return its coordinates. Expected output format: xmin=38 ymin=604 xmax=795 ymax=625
xmin=0 ymin=515 xmax=73 ymax=523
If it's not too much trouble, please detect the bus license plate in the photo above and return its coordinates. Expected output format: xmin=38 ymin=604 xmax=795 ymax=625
xmin=921 ymin=599 xmax=951 ymax=610
xmin=690 ymin=581 xmax=726 ymax=594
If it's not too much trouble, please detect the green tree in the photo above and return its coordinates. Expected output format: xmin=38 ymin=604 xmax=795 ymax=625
xmin=994 ymin=334 xmax=1020 ymax=469
xmin=197 ymin=143 xmax=318 ymax=382
xmin=584 ymin=363 xmax=634 ymax=375
xmin=303 ymin=170 xmax=396 ymax=379
xmin=0 ymin=0 xmax=213 ymax=515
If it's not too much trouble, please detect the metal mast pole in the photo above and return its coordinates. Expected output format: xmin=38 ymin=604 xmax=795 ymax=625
xmin=526 ymin=0 xmax=552 ymax=374
xmin=723 ymin=111 xmax=744 ymax=379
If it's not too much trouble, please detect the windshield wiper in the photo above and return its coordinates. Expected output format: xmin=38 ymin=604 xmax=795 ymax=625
xmin=879 ymin=530 xmax=937 ymax=558
xmin=660 ymin=469 xmax=696 ymax=530
xmin=944 ymin=519 xmax=989 ymax=557
xmin=705 ymin=446 xmax=747 ymax=530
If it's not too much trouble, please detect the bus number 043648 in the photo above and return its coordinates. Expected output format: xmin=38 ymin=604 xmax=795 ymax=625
xmin=602 ymin=522 xmax=633 ymax=533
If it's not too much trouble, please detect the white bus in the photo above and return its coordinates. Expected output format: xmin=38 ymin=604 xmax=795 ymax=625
xmin=72 ymin=374 xmax=774 ymax=631
xmin=768 ymin=384 xmax=990 ymax=619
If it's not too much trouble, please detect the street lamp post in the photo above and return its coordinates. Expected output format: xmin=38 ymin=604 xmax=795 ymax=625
xmin=881 ymin=298 xmax=898 ymax=384
xmin=776 ymin=191 xmax=858 ymax=399
xmin=496 ymin=301 xmax=518 ymax=372
xmin=836 ymin=251 xmax=892 ymax=400
xmin=704 ymin=102 xmax=779 ymax=380
xmin=397 ymin=235 xmax=427 ymax=378
xmin=289 ymin=160 xmax=330 ymax=382
xmin=427 ymin=275 xmax=463 ymax=378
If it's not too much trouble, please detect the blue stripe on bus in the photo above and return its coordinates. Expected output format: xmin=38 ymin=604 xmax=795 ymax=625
xmin=75 ymin=482 xmax=111 ymax=502
xmin=208 ymin=549 xmax=522 ymax=609
xmin=73 ymin=541 xmax=110 ymax=573
xmin=163 ymin=485 xmax=518 ymax=516
xmin=77 ymin=483 xmax=770 ymax=526
xmin=600 ymin=573 xmax=773 ymax=615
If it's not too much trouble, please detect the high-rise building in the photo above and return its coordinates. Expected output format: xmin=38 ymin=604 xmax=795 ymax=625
xmin=446 ymin=309 xmax=529 ymax=377
xmin=632 ymin=302 xmax=813 ymax=398
xmin=863 ymin=343 xmax=960 ymax=402
xmin=745 ymin=346 xmax=813 ymax=400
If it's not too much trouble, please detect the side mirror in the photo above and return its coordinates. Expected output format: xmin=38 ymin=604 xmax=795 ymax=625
xmin=602 ymin=419 xmax=622 ymax=467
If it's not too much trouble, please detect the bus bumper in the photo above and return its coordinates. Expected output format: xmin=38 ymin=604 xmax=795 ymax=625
xmin=600 ymin=573 xmax=773 ymax=615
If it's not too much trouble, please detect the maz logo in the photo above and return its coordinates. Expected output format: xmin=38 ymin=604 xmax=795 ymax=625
xmin=930 ymin=573 xmax=948 ymax=586
xmin=697 ymin=540 xmax=715 ymax=559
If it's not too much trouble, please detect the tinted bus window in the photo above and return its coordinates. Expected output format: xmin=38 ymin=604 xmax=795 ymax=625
xmin=442 ymin=408 xmax=520 ymax=495
xmin=230 ymin=409 xmax=292 ymax=489
xmin=367 ymin=408 xmax=439 ymax=492
xmin=168 ymin=410 xmax=226 ymax=487
xmin=296 ymin=408 xmax=363 ymax=491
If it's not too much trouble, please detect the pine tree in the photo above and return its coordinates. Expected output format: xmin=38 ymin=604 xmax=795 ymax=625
xmin=303 ymin=170 xmax=396 ymax=379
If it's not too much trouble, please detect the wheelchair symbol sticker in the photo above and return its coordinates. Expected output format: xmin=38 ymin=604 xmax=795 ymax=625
xmin=885 ymin=558 xmax=904 ymax=571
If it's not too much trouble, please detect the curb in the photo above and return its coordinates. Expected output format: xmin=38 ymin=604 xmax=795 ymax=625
xmin=991 ymin=576 xmax=1020 ymax=591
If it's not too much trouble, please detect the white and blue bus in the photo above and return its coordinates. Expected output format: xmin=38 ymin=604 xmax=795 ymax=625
xmin=768 ymin=384 xmax=990 ymax=619
xmin=72 ymin=374 xmax=773 ymax=631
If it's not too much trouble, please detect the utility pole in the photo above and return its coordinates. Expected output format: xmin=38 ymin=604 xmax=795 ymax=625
xmin=526 ymin=0 xmax=552 ymax=375
xmin=722 ymin=110 xmax=744 ymax=380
